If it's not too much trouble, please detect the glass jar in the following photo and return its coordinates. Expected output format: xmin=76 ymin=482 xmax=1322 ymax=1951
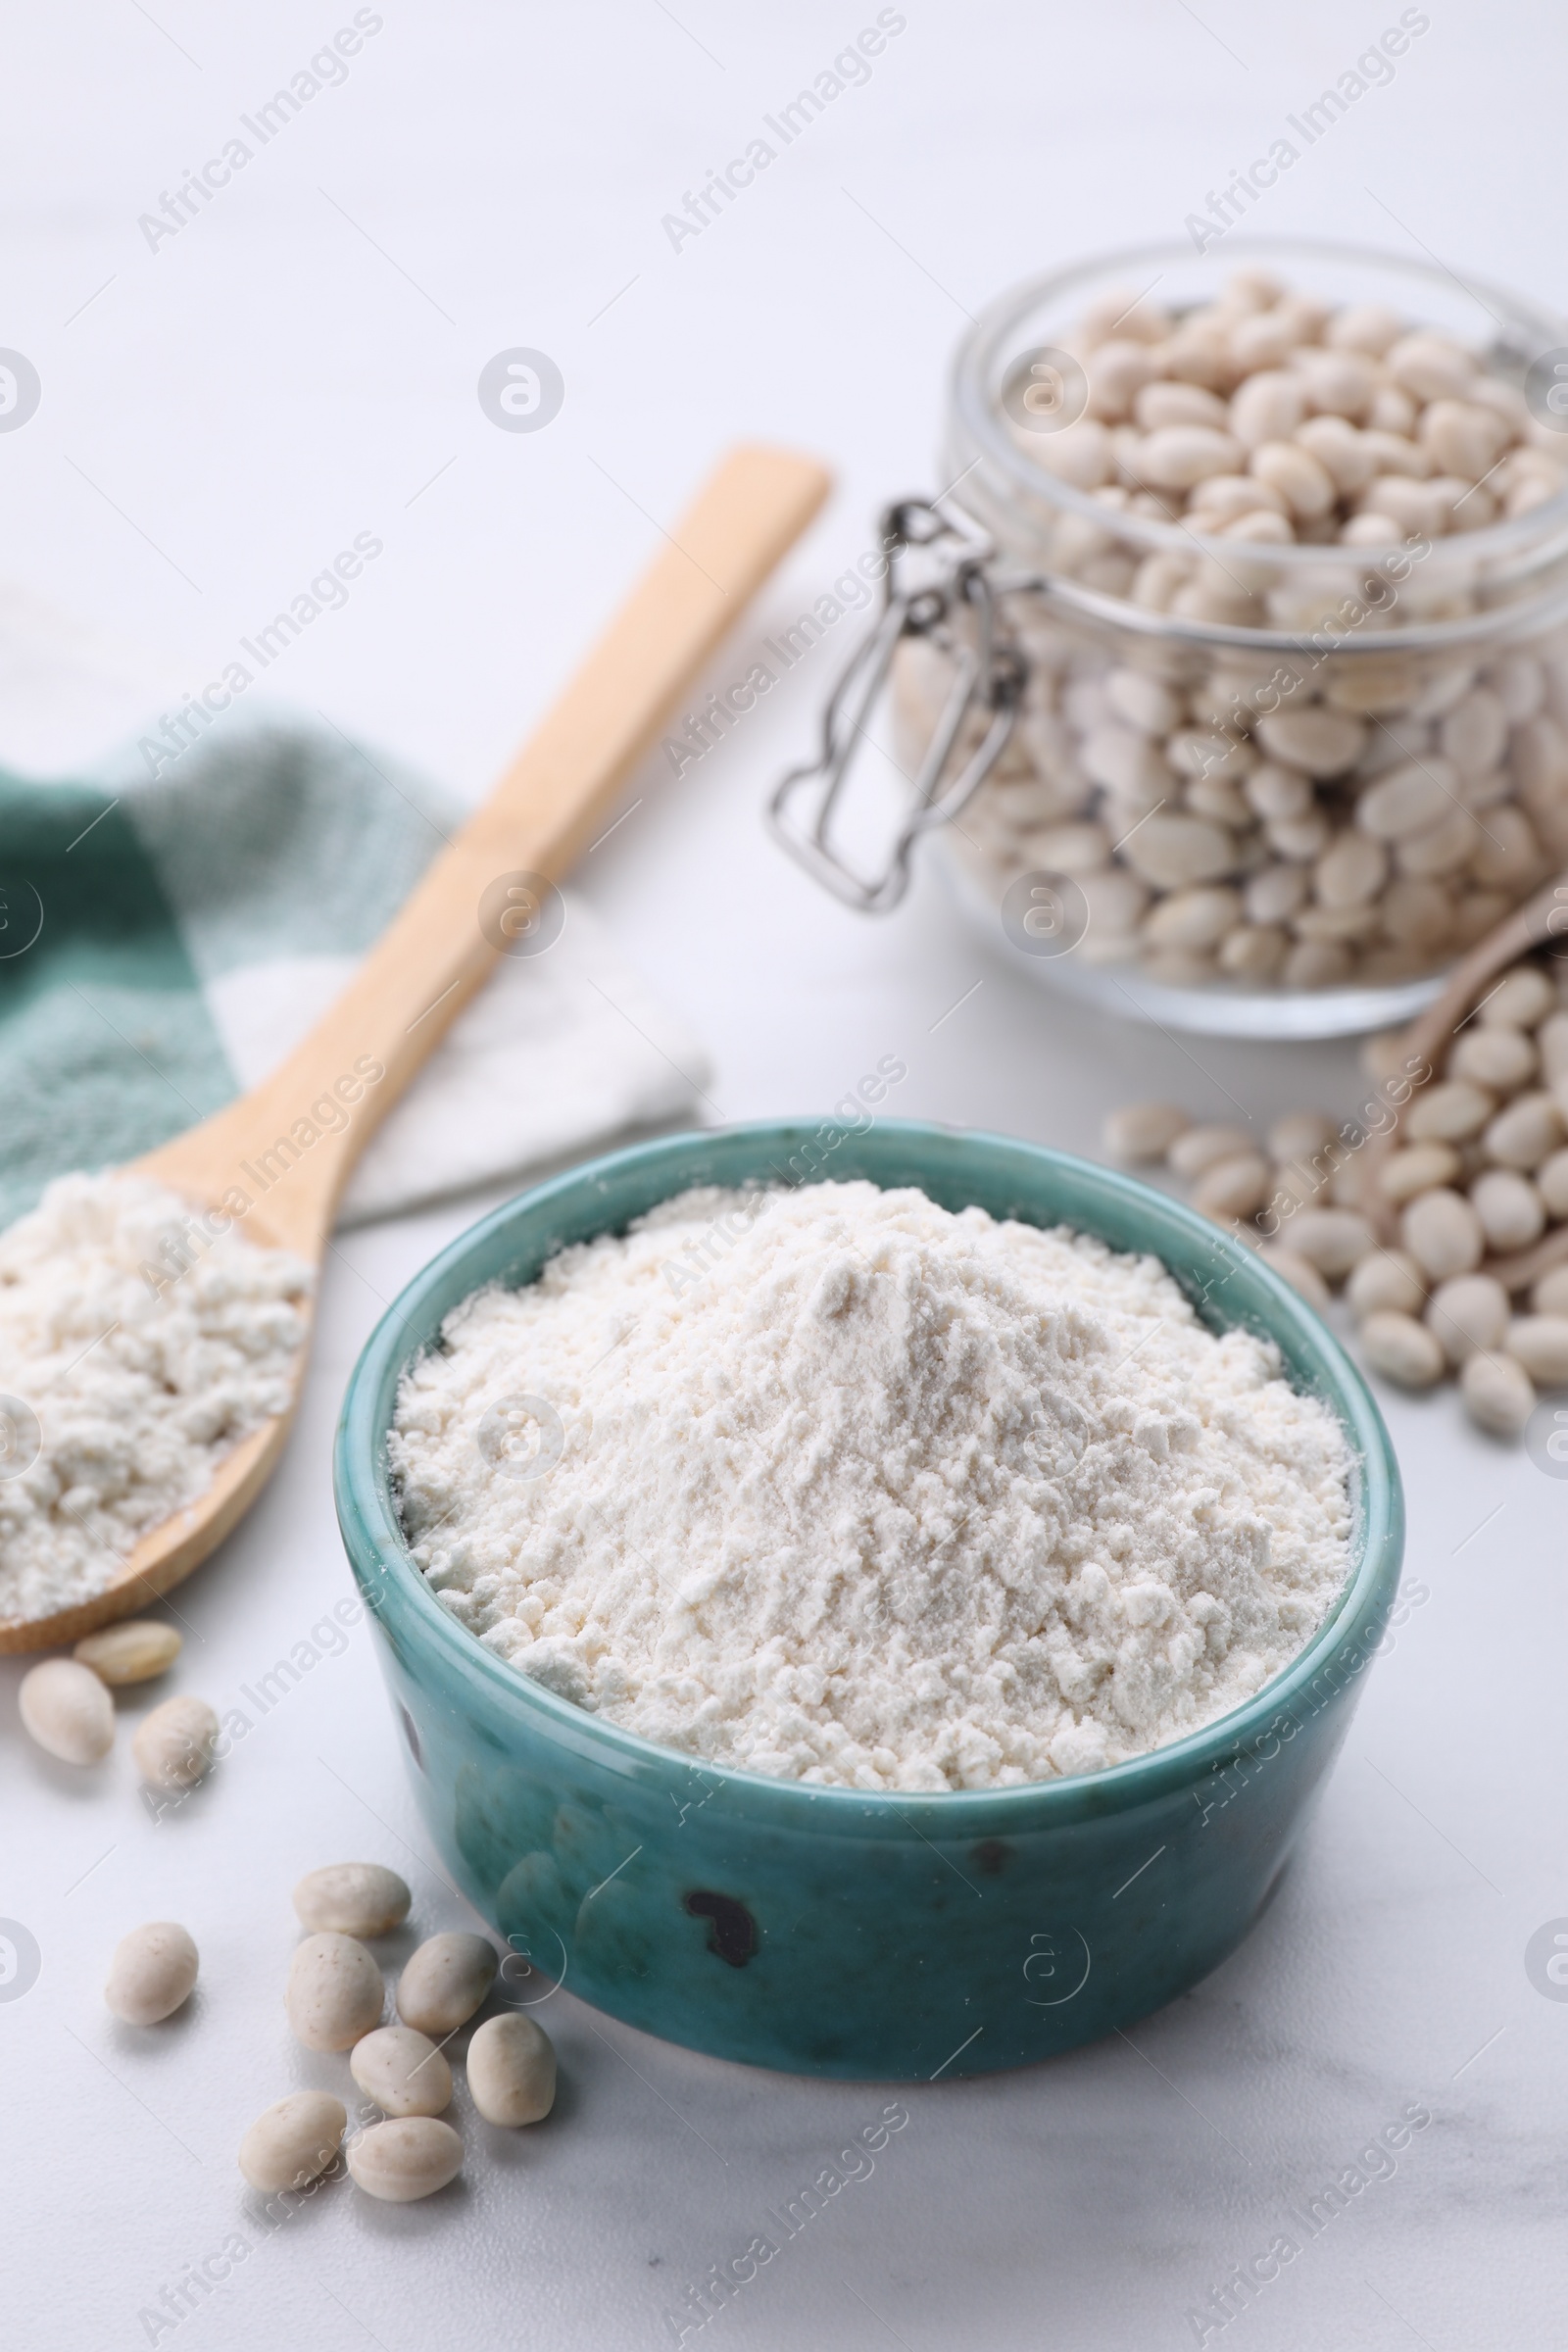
xmin=901 ymin=236 xmax=1568 ymax=1037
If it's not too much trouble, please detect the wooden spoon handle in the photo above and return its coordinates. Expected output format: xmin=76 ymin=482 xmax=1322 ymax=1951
xmin=139 ymin=445 xmax=830 ymax=1251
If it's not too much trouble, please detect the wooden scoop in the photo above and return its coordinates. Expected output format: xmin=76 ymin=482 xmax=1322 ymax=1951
xmin=0 ymin=444 xmax=830 ymax=1652
xmin=1361 ymin=865 xmax=1568 ymax=1293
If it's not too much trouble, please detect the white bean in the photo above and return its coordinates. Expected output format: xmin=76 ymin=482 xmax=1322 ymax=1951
xmin=1448 ymin=1026 xmax=1536 ymax=1093
xmin=1505 ymin=1316 xmax=1568 ymax=1387
xmin=1387 ymin=332 xmax=1477 ymax=403
xmin=1470 ymin=1169 xmax=1545 ymax=1253
xmin=1355 ymin=762 xmax=1457 ymax=840
xmin=1282 ymin=940 xmax=1352 ymax=990
xmin=1418 ymin=399 xmax=1510 ymax=479
xmin=1480 ymin=966 xmax=1555 ymax=1028
xmin=1538 ymin=1151 xmax=1568 ymax=1219
xmin=239 ymin=2093 xmax=347 ymax=2194
xmin=1439 ymin=688 xmax=1508 ymax=779
xmin=1295 ymin=416 xmax=1376 ymax=494
xmin=1424 ymin=1274 xmax=1511 ymax=1366
xmin=1250 ymin=439 xmax=1337 ymax=519
xmin=1282 ymin=1208 xmax=1374 ymax=1278
xmin=1359 ymin=428 xmax=1431 ymax=479
xmin=1268 ymin=1110 xmax=1337 ymax=1162
xmin=1326 ymin=304 xmax=1403 ymax=357
xmin=1359 ymin=1312 xmax=1446 ymax=1389
xmin=396 ymin=1932 xmax=498 ymax=2037
xmin=1483 ymin=1092 xmax=1564 ymax=1171
xmin=1405 ymin=1081 xmax=1495 ymax=1144
xmin=1168 ymin=1123 xmax=1254 ymax=1179
xmin=1145 ymin=887 xmax=1243 ymax=950
xmin=1376 ymin=1143 xmax=1462 ymax=1203
xmin=286 ymin=1933 xmax=384 ymax=2052
xmin=74 ymin=1621 xmax=181 ymax=1687
xmin=1229 ymin=371 xmax=1306 ymax=448
xmin=132 ymin=1694 xmax=219 ymax=1791
xmin=346 ymin=2117 xmax=463 ymax=2203
xmin=1193 ymin=1153 xmax=1272 ymax=1221
xmin=1118 ymin=814 xmax=1236 ymax=889
xmin=350 ymin=2025 xmax=453 ymax=2119
xmin=1255 ymin=707 xmax=1365 ymax=776
xmin=1534 ymin=1266 xmax=1568 ymax=1315
xmin=1536 ymin=1011 xmax=1568 ymax=1082
xmin=105 ymin=1922 xmax=198 ymax=2025
xmin=1347 ymin=1250 xmax=1427 ymax=1319
xmin=1103 ymin=668 xmax=1186 ymax=736
xmin=1139 ymin=425 xmax=1245 ymax=490
xmin=1135 ymin=380 xmax=1231 ymax=432
xmin=19 ymin=1659 xmax=114 ymax=1765
xmin=1218 ymin=925 xmax=1288 ymax=979
xmin=1460 ymin=1349 xmax=1535 ymax=1438
xmin=467 ymin=2013 xmax=558 ymax=2128
xmin=1402 ymin=1189 xmax=1485 ymax=1280
xmin=293 ymin=1864 xmax=412 ymax=1940
xmin=1315 ymin=832 xmax=1387 ymax=907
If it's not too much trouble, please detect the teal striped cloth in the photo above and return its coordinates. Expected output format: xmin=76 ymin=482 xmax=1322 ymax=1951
xmin=0 ymin=710 xmax=454 ymax=1229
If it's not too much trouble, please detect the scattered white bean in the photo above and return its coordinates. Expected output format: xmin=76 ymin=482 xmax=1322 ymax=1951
xmin=351 ymin=2025 xmax=453 ymax=2119
xmin=1402 ymin=1189 xmax=1485 ymax=1280
xmin=1168 ymin=1124 xmax=1254 ymax=1180
xmin=346 ymin=2117 xmax=464 ymax=2204
xmin=1280 ymin=1207 xmax=1374 ymax=1278
xmin=131 ymin=1694 xmax=219 ymax=1791
xmin=396 ymin=1933 xmax=498 ymax=2037
xmin=1193 ymin=1153 xmax=1273 ymax=1221
xmin=286 ymin=1933 xmax=384 ymax=2052
xmin=1460 ymin=1349 xmax=1535 ymax=1438
xmin=1470 ymin=1169 xmax=1545 ymax=1253
xmin=1267 ymin=1110 xmax=1337 ymax=1163
xmin=1505 ymin=1315 xmax=1568 ymax=1387
xmin=74 ymin=1621 xmax=181 ymax=1687
xmin=19 ymin=1659 xmax=114 ymax=1765
xmin=1360 ymin=1311 xmax=1446 ymax=1389
xmin=239 ymin=2093 xmax=347 ymax=2194
xmin=1424 ymin=1275 xmax=1511 ymax=1366
xmin=293 ymin=1864 xmax=413 ymax=1940
xmin=1347 ymin=1250 xmax=1427 ymax=1319
xmin=1102 ymin=1102 xmax=1191 ymax=1163
xmin=105 ymin=1922 xmax=198 ymax=2025
xmin=466 ymin=2013 xmax=558 ymax=2128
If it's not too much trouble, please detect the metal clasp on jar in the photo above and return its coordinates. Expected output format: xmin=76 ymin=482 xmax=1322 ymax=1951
xmin=767 ymin=498 xmax=1027 ymax=912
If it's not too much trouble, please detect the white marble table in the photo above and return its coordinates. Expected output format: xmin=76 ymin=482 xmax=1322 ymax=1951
xmin=3 ymin=4 xmax=1563 ymax=2345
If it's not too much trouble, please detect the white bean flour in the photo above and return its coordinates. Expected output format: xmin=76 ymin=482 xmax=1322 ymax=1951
xmin=0 ymin=1173 xmax=313 ymax=1622
xmin=392 ymin=1180 xmax=1353 ymax=1789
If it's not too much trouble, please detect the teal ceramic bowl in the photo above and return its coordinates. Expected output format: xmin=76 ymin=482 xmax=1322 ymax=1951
xmin=334 ymin=1122 xmax=1402 ymax=2081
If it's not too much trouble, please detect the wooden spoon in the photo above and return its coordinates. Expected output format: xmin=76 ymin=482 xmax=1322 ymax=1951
xmin=0 ymin=444 xmax=830 ymax=1652
xmin=1361 ymin=864 xmax=1568 ymax=1292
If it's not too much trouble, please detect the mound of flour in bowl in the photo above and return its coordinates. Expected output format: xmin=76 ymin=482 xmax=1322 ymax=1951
xmin=0 ymin=1173 xmax=313 ymax=1622
xmin=391 ymin=1180 xmax=1353 ymax=1790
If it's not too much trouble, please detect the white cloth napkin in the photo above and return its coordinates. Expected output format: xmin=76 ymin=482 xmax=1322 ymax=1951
xmin=0 ymin=585 xmax=710 ymax=1226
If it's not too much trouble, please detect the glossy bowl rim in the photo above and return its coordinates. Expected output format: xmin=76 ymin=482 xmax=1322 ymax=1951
xmin=334 ymin=1121 xmax=1404 ymax=1830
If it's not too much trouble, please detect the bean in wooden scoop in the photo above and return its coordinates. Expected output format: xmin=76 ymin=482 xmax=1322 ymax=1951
xmin=0 ymin=445 xmax=829 ymax=1652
